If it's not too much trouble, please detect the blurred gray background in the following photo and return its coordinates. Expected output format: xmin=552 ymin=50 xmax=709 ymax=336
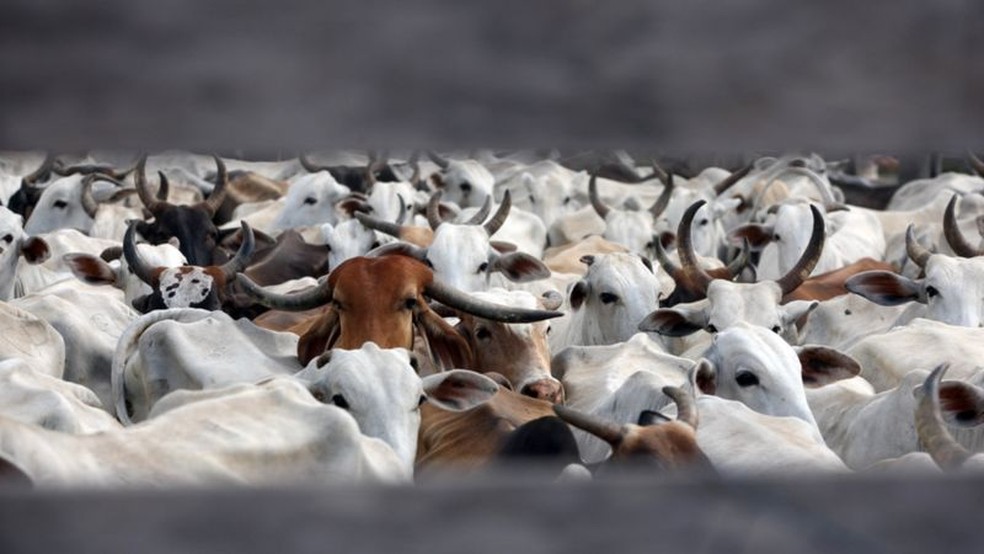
xmin=1 ymin=0 xmax=982 ymax=154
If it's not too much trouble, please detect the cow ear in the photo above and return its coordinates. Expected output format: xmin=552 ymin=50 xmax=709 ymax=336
xmin=64 ymin=253 xmax=118 ymax=285
xmin=938 ymin=381 xmax=984 ymax=428
xmin=422 ymin=369 xmax=499 ymax=411
xmin=638 ymin=305 xmax=707 ymax=337
xmin=296 ymin=309 xmax=340 ymax=366
xmin=130 ymin=293 xmax=155 ymax=314
xmin=781 ymin=300 xmax=819 ymax=333
xmin=795 ymin=345 xmax=861 ymax=388
xmin=691 ymin=359 xmax=717 ymax=395
xmin=727 ymin=224 xmax=773 ymax=250
xmin=490 ymin=240 xmax=518 ymax=253
xmin=540 ymin=290 xmax=563 ymax=311
xmin=844 ymin=271 xmax=924 ymax=305
xmin=569 ymin=280 xmax=589 ymax=310
xmin=19 ymin=236 xmax=50 ymax=264
xmin=417 ymin=308 xmax=474 ymax=370
xmin=490 ymin=252 xmax=550 ymax=282
xmin=337 ymin=197 xmax=369 ymax=216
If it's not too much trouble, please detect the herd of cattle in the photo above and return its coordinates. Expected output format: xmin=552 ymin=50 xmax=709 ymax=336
xmin=0 ymin=149 xmax=982 ymax=487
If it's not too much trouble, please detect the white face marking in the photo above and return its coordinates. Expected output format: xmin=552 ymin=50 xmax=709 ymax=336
xmin=159 ymin=267 xmax=215 ymax=308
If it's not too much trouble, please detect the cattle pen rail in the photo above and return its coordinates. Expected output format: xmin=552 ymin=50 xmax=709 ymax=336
xmin=0 ymin=472 xmax=980 ymax=554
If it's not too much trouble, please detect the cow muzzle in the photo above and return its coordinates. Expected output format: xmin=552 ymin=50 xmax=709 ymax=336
xmin=521 ymin=378 xmax=565 ymax=404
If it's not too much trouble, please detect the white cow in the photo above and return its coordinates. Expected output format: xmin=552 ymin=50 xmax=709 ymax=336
xmin=0 ymin=207 xmax=50 ymax=301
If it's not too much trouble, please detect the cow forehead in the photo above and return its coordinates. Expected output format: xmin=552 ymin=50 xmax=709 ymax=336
xmin=587 ymin=253 xmax=657 ymax=286
xmin=0 ymin=207 xmax=24 ymax=236
xmin=710 ymin=324 xmax=798 ymax=370
xmin=707 ymin=281 xmax=781 ymax=319
xmin=445 ymin=160 xmax=494 ymax=189
xmin=317 ymin=345 xmax=420 ymax=398
xmin=331 ymin=256 xmax=430 ymax=298
xmin=158 ymin=267 xmax=215 ymax=308
xmin=927 ymin=255 xmax=984 ymax=284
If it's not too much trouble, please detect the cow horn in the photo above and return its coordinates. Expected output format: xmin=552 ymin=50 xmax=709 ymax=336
xmin=776 ymin=166 xmax=839 ymax=209
xmin=483 ymin=190 xmax=511 ymax=236
xmin=396 ymin=195 xmax=408 ymax=225
xmin=237 ymin=273 xmax=334 ymax=311
xmin=553 ymin=404 xmax=625 ymax=447
xmin=79 ymin=175 xmax=101 ymax=218
xmin=355 ymin=211 xmax=403 ymax=238
xmin=649 ymin=172 xmax=675 ymax=218
xmin=100 ymin=246 xmax=123 ymax=262
xmin=726 ymin=239 xmax=751 ymax=279
xmin=22 ymin=153 xmax=55 ymax=186
xmin=663 ymin=386 xmax=698 ymax=429
xmin=424 ymin=278 xmax=562 ymax=323
xmin=916 ymin=364 xmax=972 ymax=471
xmin=201 ymin=155 xmax=228 ymax=216
xmin=464 ymin=195 xmax=493 ymax=226
xmin=968 ymin=151 xmax=984 ymax=177
xmin=156 ymin=171 xmax=170 ymax=201
xmin=905 ymin=225 xmax=932 ymax=269
xmin=218 ymin=221 xmax=255 ymax=281
xmin=427 ymin=151 xmax=450 ymax=169
xmin=588 ymin=174 xmax=611 ymax=219
xmin=943 ymin=194 xmax=981 ymax=258
xmin=678 ymin=200 xmax=714 ymax=294
xmin=122 ymin=221 xmax=159 ymax=286
xmin=135 ymin=155 xmax=166 ymax=215
xmin=653 ymin=235 xmax=685 ymax=284
xmin=712 ymin=163 xmax=754 ymax=196
xmin=775 ymin=204 xmax=826 ymax=295
xmin=365 ymin=152 xmax=379 ymax=189
xmin=426 ymin=191 xmax=444 ymax=230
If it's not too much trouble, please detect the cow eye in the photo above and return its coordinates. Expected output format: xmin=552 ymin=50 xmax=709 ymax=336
xmin=706 ymin=324 xmax=718 ymax=333
xmin=303 ymin=197 xmax=317 ymax=205
xmin=563 ymin=196 xmax=571 ymax=205
xmin=546 ymin=325 xmax=552 ymax=335
xmin=476 ymin=328 xmax=491 ymax=340
xmin=423 ymin=257 xmax=434 ymax=269
xmin=53 ymin=199 xmax=68 ymax=209
xmin=403 ymin=297 xmax=417 ymax=310
xmin=926 ymin=286 xmax=939 ymax=298
xmin=418 ymin=395 xmax=427 ymax=407
xmin=1 ymin=234 xmax=11 ymax=243
xmin=735 ymin=371 xmax=759 ymax=387
xmin=478 ymin=262 xmax=489 ymax=273
xmin=771 ymin=325 xmax=781 ymax=334
xmin=409 ymin=355 xmax=420 ymax=371
xmin=371 ymin=241 xmax=380 ymax=249
xmin=773 ymin=233 xmax=781 ymax=241
xmin=599 ymin=292 xmax=618 ymax=304
xmin=699 ymin=218 xmax=708 ymax=226
xmin=331 ymin=394 xmax=350 ymax=409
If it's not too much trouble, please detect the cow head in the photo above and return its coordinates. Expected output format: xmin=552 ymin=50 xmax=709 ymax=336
xmin=300 ymin=343 xmax=500 ymax=471
xmin=65 ymin=238 xmax=187 ymax=306
xmin=427 ymin=152 xmax=494 ymax=209
xmin=122 ymin=220 xmax=255 ymax=312
xmin=846 ymin=198 xmax=984 ymax=328
xmin=272 ymin=171 xmax=351 ymax=230
xmin=237 ymin=254 xmax=563 ymax=367
xmin=454 ymin=288 xmax=565 ymax=402
xmin=133 ymin=155 xmax=227 ymax=266
xmin=0 ymin=207 xmax=50 ymax=300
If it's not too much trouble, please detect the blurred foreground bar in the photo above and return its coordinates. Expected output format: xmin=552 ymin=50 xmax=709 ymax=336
xmin=0 ymin=473 xmax=980 ymax=553
xmin=0 ymin=1 xmax=982 ymax=153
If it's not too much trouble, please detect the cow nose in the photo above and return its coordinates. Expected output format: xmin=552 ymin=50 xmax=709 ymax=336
xmin=521 ymin=379 xmax=564 ymax=403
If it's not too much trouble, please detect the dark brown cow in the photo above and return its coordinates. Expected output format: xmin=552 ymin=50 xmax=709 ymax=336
xmin=132 ymin=155 xmax=228 ymax=266
xmin=238 ymin=254 xmax=562 ymax=367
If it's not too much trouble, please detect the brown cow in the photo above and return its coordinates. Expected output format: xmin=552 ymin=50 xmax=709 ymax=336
xmin=238 ymin=254 xmax=562 ymax=367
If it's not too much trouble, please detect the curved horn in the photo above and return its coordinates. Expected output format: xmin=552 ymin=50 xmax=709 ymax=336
xmin=775 ymin=204 xmax=826 ymax=295
xmin=100 ymin=246 xmax=123 ymax=263
xmin=79 ymin=175 xmax=101 ymax=218
xmin=905 ymin=225 xmax=932 ymax=269
xmin=236 ymin=273 xmax=334 ymax=311
xmin=678 ymin=200 xmax=714 ymax=294
xmin=553 ymin=404 xmax=624 ymax=447
xmin=122 ymin=222 xmax=159 ymax=286
xmin=22 ymin=153 xmax=55 ymax=186
xmin=776 ymin=166 xmax=839 ymax=209
xmin=409 ymin=154 xmax=421 ymax=185
xmin=299 ymin=153 xmax=329 ymax=173
xmin=201 ymin=155 xmax=228 ymax=216
xmin=134 ymin=155 xmax=166 ymax=215
xmin=649 ymin=173 xmax=675 ymax=218
xmin=427 ymin=151 xmax=450 ymax=170
xmin=968 ymin=151 xmax=984 ymax=177
xmin=663 ymin=385 xmax=698 ymax=429
xmin=425 ymin=278 xmax=562 ymax=323
xmin=396 ymin=194 xmax=408 ymax=225
xmin=218 ymin=221 xmax=255 ymax=281
xmin=712 ymin=163 xmax=754 ymax=196
xmin=652 ymin=235 xmax=685 ymax=284
xmin=464 ymin=195 xmax=493 ymax=226
xmin=365 ymin=152 xmax=379 ymax=189
xmin=426 ymin=191 xmax=444 ymax=230
xmin=483 ymin=190 xmax=511 ymax=236
xmin=355 ymin=211 xmax=403 ymax=238
xmin=588 ymin=174 xmax=611 ymax=219
xmin=916 ymin=364 xmax=972 ymax=471
xmin=156 ymin=171 xmax=170 ymax=201
xmin=943 ymin=194 xmax=981 ymax=258
xmin=725 ymin=239 xmax=751 ymax=279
